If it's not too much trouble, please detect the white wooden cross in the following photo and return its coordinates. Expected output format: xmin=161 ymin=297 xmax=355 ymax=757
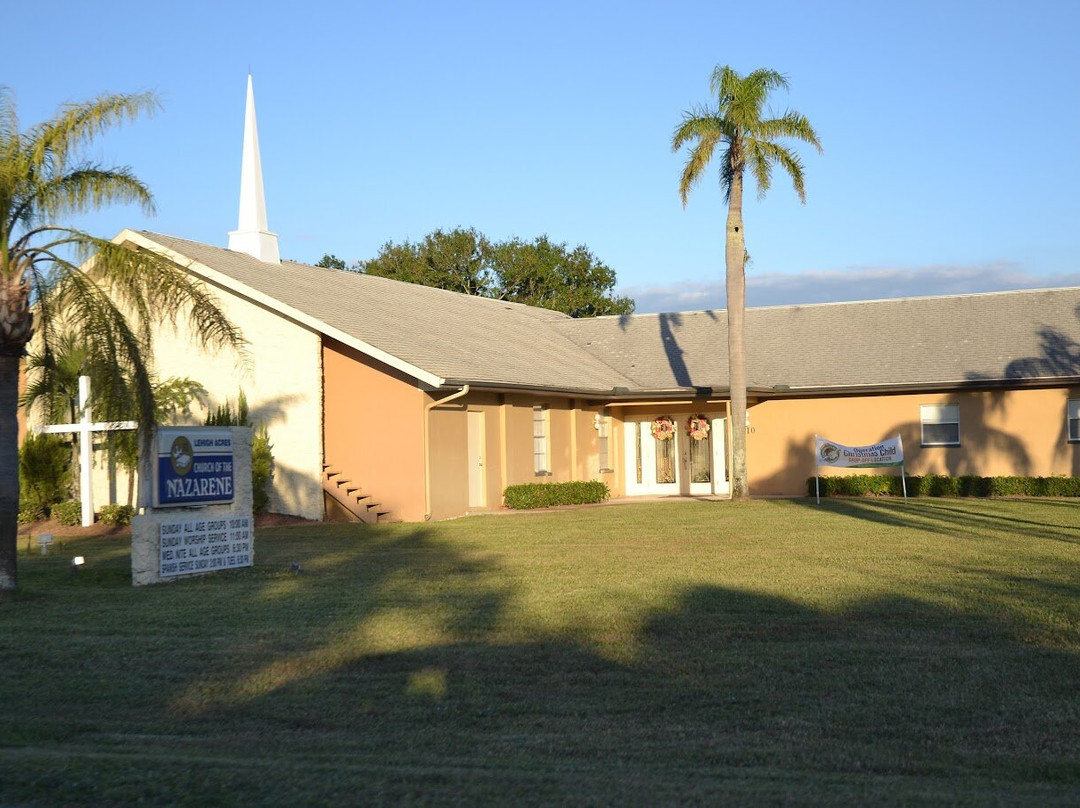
xmin=33 ymin=375 xmax=137 ymax=527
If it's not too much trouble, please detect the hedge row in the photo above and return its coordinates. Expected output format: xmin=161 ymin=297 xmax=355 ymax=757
xmin=809 ymin=474 xmax=1080 ymax=498
xmin=504 ymin=480 xmax=611 ymax=509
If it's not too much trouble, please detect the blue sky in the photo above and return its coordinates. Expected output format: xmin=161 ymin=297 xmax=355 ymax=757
xmin=7 ymin=1 xmax=1079 ymax=312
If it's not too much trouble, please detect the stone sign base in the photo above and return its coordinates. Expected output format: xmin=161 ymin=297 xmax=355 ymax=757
xmin=132 ymin=426 xmax=254 ymax=586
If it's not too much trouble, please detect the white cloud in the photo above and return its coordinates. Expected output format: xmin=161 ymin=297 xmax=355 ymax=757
xmin=623 ymin=263 xmax=1080 ymax=314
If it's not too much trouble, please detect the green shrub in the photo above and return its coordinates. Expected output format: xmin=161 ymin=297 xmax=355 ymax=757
xmin=809 ymin=474 xmax=1080 ymax=499
xmin=957 ymin=475 xmax=992 ymax=497
xmin=51 ymin=499 xmax=83 ymax=526
xmin=922 ymin=474 xmax=959 ymax=497
xmin=252 ymin=423 xmax=274 ymax=514
xmin=989 ymin=476 xmax=1029 ymax=497
xmin=810 ymin=475 xmax=907 ymax=497
xmin=504 ymin=480 xmax=610 ymax=509
xmin=99 ymin=503 xmax=136 ymax=526
xmin=206 ymin=392 xmax=274 ymax=513
xmin=18 ymin=500 xmax=47 ymax=524
xmin=1043 ymin=476 xmax=1080 ymax=496
xmin=19 ymin=432 xmax=70 ymax=514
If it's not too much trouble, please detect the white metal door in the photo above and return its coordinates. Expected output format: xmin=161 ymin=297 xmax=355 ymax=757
xmin=467 ymin=411 xmax=486 ymax=508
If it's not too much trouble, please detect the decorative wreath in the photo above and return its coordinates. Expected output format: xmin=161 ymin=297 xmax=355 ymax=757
xmin=650 ymin=416 xmax=676 ymax=441
xmin=687 ymin=415 xmax=710 ymax=441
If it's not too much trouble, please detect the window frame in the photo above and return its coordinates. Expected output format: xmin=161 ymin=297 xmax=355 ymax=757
xmin=597 ymin=409 xmax=613 ymax=473
xmin=532 ymin=405 xmax=551 ymax=476
xmin=920 ymin=403 xmax=961 ymax=447
xmin=1068 ymin=399 xmax=1080 ymax=444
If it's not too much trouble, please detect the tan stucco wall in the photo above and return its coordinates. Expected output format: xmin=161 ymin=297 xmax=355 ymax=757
xmin=323 ymin=340 xmax=427 ymax=522
xmin=746 ymin=387 xmax=1080 ymax=495
xmin=144 ymin=279 xmax=325 ymax=519
xmin=426 ymin=393 xmax=618 ymax=519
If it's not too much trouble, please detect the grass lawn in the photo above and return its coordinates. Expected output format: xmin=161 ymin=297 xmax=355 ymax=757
xmin=2 ymin=498 xmax=1079 ymax=805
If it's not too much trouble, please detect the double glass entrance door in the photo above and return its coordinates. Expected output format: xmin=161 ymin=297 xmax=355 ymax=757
xmin=624 ymin=416 xmax=730 ymax=496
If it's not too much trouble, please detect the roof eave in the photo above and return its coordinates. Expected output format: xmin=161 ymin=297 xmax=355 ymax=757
xmin=761 ymin=375 xmax=1080 ymax=398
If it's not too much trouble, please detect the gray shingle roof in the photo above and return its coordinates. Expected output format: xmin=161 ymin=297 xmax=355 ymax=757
xmin=139 ymin=232 xmax=632 ymax=393
xmin=136 ymin=232 xmax=1080 ymax=396
xmin=559 ymin=290 xmax=1080 ymax=393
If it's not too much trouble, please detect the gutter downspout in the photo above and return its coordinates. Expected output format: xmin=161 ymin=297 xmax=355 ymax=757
xmin=423 ymin=385 xmax=470 ymax=520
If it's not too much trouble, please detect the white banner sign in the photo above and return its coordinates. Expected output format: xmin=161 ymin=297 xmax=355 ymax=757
xmin=815 ymin=435 xmax=904 ymax=468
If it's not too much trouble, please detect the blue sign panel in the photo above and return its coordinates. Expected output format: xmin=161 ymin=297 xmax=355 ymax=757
xmin=154 ymin=428 xmax=235 ymax=507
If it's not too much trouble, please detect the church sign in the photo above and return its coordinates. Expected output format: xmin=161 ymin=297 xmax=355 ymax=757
xmin=154 ymin=427 xmax=235 ymax=507
xmin=159 ymin=514 xmax=252 ymax=577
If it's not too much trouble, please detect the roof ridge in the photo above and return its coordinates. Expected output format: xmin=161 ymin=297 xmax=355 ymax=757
xmin=596 ymin=283 xmax=1080 ymax=319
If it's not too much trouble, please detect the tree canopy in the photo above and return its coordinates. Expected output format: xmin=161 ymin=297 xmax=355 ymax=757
xmin=338 ymin=228 xmax=634 ymax=318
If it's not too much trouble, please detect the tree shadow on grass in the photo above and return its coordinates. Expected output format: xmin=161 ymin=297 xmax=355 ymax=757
xmin=6 ymin=521 xmax=1080 ymax=804
xmin=191 ymin=587 xmax=1077 ymax=803
xmin=163 ymin=546 xmax=1080 ymax=801
xmin=793 ymin=497 xmax=1080 ymax=545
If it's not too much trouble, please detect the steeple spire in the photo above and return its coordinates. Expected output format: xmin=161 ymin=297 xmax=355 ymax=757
xmin=228 ymin=74 xmax=280 ymax=264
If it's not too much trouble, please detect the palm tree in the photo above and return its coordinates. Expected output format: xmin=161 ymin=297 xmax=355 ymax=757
xmin=672 ymin=65 xmax=821 ymax=500
xmin=0 ymin=88 xmax=243 ymax=589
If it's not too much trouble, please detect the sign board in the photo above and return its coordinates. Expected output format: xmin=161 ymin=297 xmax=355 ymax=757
xmin=155 ymin=427 xmax=235 ymax=507
xmin=159 ymin=514 xmax=252 ymax=577
xmin=814 ymin=434 xmax=907 ymax=503
xmin=814 ymin=435 xmax=904 ymax=468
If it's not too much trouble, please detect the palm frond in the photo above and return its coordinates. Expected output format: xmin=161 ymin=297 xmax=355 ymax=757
xmin=675 ymin=126 xmax=723 ymax=206
xmin=670 ymin=105 xmax=721 ymax=150
xmin=24 ymin=166 xmax=154 ymax=224
xmin=745 ymin=141 xmax=774 ymax=199
xmin=49 ymin=268 xmax=154 ymax=428
xmin=28 ymin=92 xmax=159 ymax=178
xmin=758 ymin=111 xmax=823 ymax=154
xmin=719 ymin=142 xmax=737 ymax=203
xmin=86 ymin=241 xmax=246 ymax=358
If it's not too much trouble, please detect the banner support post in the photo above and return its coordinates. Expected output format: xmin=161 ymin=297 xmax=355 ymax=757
xmin=812 ymin=436 xmax=820 ymax=505
xmin=814 ymin=434 xmax=821 ymax=505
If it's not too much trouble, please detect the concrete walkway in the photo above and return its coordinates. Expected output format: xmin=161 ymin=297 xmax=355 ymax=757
xmin=466 ymin=494 xmax=729 ymax=517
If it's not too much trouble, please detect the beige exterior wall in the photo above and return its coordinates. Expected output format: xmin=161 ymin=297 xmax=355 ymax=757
xmin=426 ymin=392 xmax=618 ymax=519
xmin=138 ymin=280 xmax=325 ymax=520
xmin=323 ymin=339 xmax=428 ymax=522
xmin=746 ymin=386 xmax=1080 ymax=495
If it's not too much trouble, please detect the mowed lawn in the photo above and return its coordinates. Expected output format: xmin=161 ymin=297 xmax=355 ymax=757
xmin=2 ymin=499 xmax=1079 ymax=805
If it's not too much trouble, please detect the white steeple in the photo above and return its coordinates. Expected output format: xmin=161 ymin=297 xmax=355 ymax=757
xmin=228 ymin=74 xmax=280 ymax=264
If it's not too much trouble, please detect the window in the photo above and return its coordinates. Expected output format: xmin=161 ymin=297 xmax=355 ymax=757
xmin=1068 ymin=399 xmax=1080 ymax=443
xmin=596 ymin=409 xmax=612 ymax=473
xmin=533 ymin=405 xmax=550 ymax=475
xmin=634 ymin=423 xmax=643 ymax=484
xmin=921 ymin=404 xmax=960 ymax=447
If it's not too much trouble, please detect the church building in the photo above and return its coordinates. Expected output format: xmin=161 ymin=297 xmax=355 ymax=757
xmin=96 ymin=79 xmax=1080 ymax=522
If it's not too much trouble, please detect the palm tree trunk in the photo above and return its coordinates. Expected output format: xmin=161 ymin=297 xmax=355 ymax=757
xmin=0 ymin=355 xmax=21 ymax=589
xmin=726 ymin=171 xmax=749 ymax=500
